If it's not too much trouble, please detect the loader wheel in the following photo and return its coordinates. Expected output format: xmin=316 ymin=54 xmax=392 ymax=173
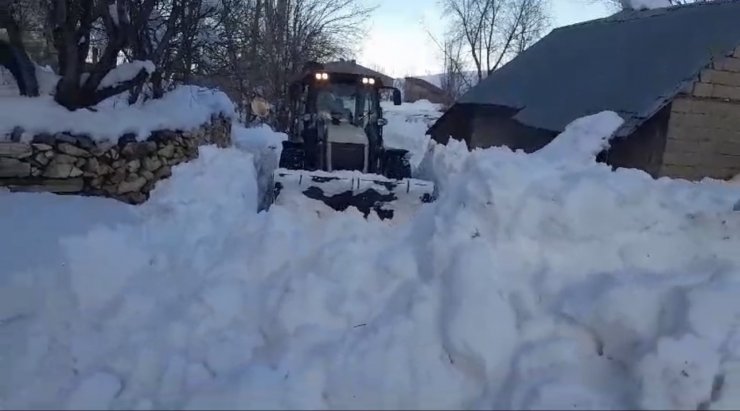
xmin=382 ymin=149 xmax=411 ymax=180
xmin=279 ymin=141 xmax=306 ymax=170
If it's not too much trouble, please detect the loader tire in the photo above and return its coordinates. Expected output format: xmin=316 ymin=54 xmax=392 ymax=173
xmin=279 ymin=141 xmax=305 ymax=170
xmin=382 ymin=148 xmax=411 ymax=180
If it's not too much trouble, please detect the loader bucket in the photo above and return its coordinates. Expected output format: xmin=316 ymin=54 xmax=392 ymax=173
xmin=272 ymin=168 xmax=435 ymax=219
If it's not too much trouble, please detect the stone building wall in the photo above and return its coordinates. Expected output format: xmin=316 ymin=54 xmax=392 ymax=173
xmin=0 ymin=116 xmax=231 ymax=204
xmin=661 ymin=46 xmax=740 ymax=180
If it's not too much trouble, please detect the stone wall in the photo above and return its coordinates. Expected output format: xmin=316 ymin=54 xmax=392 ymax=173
xmin=0 ymin=115 xmax=231 ymax=203
xmin=661 ymin=46 xmax=740 ymax=180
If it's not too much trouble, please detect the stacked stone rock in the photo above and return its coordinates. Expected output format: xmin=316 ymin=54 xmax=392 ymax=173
xmin=0 ymin=115 xmax=231 ymax=204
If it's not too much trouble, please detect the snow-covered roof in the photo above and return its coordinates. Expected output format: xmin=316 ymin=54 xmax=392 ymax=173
xmin=431 ymin=0 xmax=740 ymax=137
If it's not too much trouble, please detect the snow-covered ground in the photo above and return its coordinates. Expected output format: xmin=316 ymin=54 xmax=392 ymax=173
xmin=3 ymin=99 xmax=740 ymax=409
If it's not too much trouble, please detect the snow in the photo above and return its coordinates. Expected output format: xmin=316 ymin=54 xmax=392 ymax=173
xmin=536 ymin=111 xmax=625 ymax=166
xmin=232 ymin=123 xmax=286 ymax=209
xmin=0 ymin=85 xmax=235 ymax=143
xmin=3 ymin=100 xmax=740 ymax=409
xmin=232 ymin=123 xmax=286 ymax=156
xmin=0 ymin=67 xmax=18 ymax=97
xmin=109 ymin=4 xmax=120 ymax=26
xmin=66 ymin=372 xmax=123 ymax=410
xmin=626 ymin=0 xmax=672 ymax=10
xmin=381 ymin=99 xmax=443 ymax=171
xmin=36 ymin=65 xmax=61 ymax=95
xmin=97 ymin=61 xmax=156 ymax=91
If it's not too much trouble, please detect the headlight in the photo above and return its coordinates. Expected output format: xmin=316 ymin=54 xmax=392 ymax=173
xmin=369 ymin=78 xmax=375 ymax=85
xmin=315 ymin=73 xmax=322 ymax=80
xmin=321 ymin=73 xmax=329 ymax=80
xmin=362 ymin=77 xmax=369 ymax=84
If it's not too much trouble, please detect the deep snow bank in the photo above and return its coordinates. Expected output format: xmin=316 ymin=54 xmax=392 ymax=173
xmin=231 ymin=123 xmax=287 ymax=209
xmin=0 ymin=145 xmax=258 ymax=409
xmin=3 ymin=110 xmax=740 ymax=410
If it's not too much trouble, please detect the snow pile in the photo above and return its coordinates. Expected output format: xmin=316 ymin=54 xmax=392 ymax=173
xmin=626 ymin=0 xmax=672 ymax=10
xmin=381 ymin=99 xmax=443 ymax=171
xmin=0 ymin=193 xmax=138 ymax=275
xmin=232 ymin=123 xmax=287 ymax=209
xmin=143 ymin=145 xmax=258 ymax=216
xmin=0 ymin=85 xmax=235 ymax=142
xmin=97 ymin=60 xmax=156 ymax=90
xmin=232 ymin=123 xmax=286 ymax=156
xmin=416 ymin=136 xmax=471 ymax=192
xmin=3 ymin=108 xmax=740 ymax=409
xmin=0 ymin=145 xmax=258 ymax=409
xmin=536 ymin=111 xmax=624 ymax=166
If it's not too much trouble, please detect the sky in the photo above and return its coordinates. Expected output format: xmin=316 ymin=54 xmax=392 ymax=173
xmin=358 ymin=0 xmax=613 ymax=78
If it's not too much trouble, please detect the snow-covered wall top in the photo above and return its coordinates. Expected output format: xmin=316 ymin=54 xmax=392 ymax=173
xmin=0 ymin=85 xmax=236 ymax=143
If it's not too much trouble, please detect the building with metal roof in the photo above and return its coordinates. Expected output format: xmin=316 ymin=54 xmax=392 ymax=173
xmin=322 ymin=60 xmax=395 ymax=88
xmin=428 ymin=0 xmax=740 ymax=180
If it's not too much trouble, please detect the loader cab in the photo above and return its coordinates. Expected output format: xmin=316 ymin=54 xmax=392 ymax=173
xmin=289 ymin=70 xmax=401 ymax=130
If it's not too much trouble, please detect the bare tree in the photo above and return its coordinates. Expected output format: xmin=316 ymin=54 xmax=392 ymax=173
xmin=1 ymin=1 xmax=58 ymax=95
xmin=0 ymin=0 xmax=24 ymax=51
xmin=440 ymin=37 xmax=468 ymax=103
xmin=47 ymin=0 xmax=163 ymax=109
xmin=3 ymin=0 xmax=374 ymax=119
xmin=440 ymin=0 xmax=549 ymax=82
xmin=509 ymin=0 xmax=549 ymax=55
xmin=208 ymin=0 xmax=374 ymax=128
xmin=1 ymin=0 xmax=50 ymax=58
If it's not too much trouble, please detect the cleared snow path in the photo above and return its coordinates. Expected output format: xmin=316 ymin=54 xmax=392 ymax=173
xmin=2 ymin=106 xmax=740 ymax=410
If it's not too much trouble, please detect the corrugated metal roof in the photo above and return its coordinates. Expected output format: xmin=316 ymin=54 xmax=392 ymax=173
xmin=449 ymin=0 xmax=740 ymax=136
